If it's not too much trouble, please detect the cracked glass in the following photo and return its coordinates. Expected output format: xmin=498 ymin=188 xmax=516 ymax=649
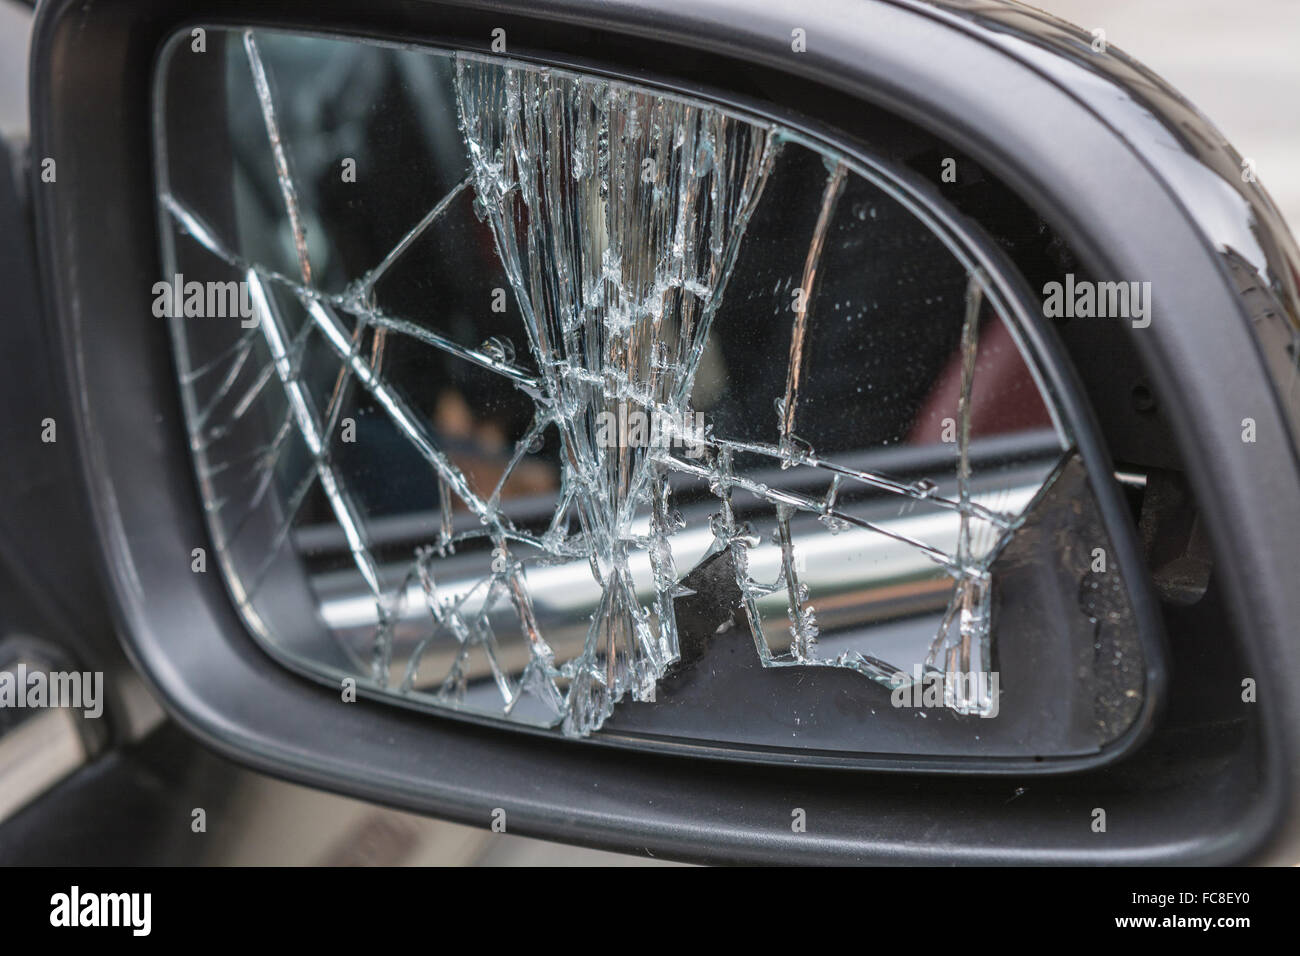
xmin=153 ymin=28 xmax=1146 ymax=759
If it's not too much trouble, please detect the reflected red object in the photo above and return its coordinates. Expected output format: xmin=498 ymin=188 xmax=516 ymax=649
xmin=908 ymin=312 xmax=1053 ymax=442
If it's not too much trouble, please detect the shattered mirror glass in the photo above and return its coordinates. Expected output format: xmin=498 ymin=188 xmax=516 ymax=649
xmin=153 ymin=28 xmax=1149 ymax=762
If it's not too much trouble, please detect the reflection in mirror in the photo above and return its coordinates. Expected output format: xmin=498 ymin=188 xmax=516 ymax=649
xmin=154 ymin=28 xmax=1146 ymax=760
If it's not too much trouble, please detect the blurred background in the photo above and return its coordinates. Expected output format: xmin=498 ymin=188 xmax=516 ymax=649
xmin=1034 ymin=0 xmax=1300 ymax=231
xmin=0 ymin=0 xmax=1295 ymax=864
